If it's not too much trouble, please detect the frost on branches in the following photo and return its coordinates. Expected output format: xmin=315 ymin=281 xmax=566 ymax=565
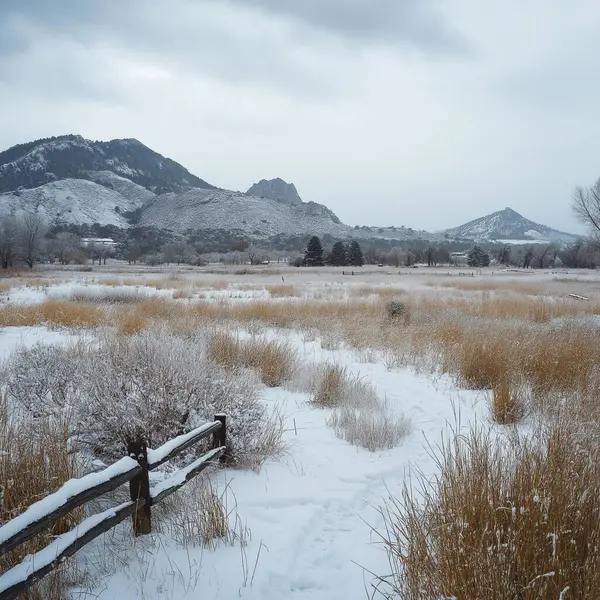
xmin=3 ymin=332 xmax=267 ymax=464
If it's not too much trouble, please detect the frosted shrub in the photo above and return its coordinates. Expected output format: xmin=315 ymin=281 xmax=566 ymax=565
xmin=3 ymin=343 xmax=83 ymax=419
xmin=328 ymin=405 xmax=411 ymax=451
xmin=4 ymin=332 xmax=272 ymax=465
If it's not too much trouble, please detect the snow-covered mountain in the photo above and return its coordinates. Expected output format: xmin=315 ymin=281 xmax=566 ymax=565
xmin=0 ymin=135 xmax=214 ymax=194
xmin=443 ymin=207 xmax=579 ymax=244
xmin=140 ymin=188 xmax=349 ymax=237
xmin=0 ymin=135 xmax=432 ymax=241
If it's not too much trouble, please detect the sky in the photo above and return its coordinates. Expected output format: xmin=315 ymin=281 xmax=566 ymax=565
xmin=1 ymin=0 xmax=599 ymax=233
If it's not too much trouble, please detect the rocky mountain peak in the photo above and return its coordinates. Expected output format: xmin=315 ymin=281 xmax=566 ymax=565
xmin=246 ymin=178 xmax=303 ymax=206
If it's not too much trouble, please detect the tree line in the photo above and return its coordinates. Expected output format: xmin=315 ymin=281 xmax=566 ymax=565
xmin=299 ymin=237 xmax=364 ymax=267
xmin=3 ymin=181 xmax=600 ymax=271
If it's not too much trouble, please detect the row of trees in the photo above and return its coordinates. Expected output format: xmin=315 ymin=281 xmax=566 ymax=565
xmin=302 ymin=237 xmax=364 ymax=267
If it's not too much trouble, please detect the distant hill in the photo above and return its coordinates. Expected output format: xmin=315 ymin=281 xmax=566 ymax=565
xmin=0 ymin=135 xmax=215 ymax=194
xmin=443 ymin=207 xmax=580 ymax=244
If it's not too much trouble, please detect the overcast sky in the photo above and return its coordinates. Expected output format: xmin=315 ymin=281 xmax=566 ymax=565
xmin=1 ymin=0 xmax=598 ymax=233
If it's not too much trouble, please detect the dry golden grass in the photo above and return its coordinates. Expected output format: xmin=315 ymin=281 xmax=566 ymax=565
xmin=117 ymin=310 xmax=148 ymax=335
xmin=491 ymin=377 xmax=525 ymax=424
xmin=0 ymin=405 xmax=81 ymax=582
xmin=207 ymin=330 xmax=240 ymax=369
xmin=379 ymin=421 xmax=600 ymax=599
xmin=163 ymin=478 xmax=250 ymax=552
xmin=433 ymin=279 xmax=545 ymax=295
xmin=310 ymin=365 xmax=348 ymax=408
xmin=205 ymin=279 xmax=228 ymax=290
xmin=172 ymin=288 xmax=193 ymax=299
xmin=452 ymin=333 xmax=508 ymax=390
xmin=0 ymin=300 xmax=104 ymax=328
xmin=207 ymin=331 xmax=296 ymax=387
xmin=350 ymin=285 xmax=405 ymax=298
xmin=0 ymin=278 xmax=57 ymax=293
xmin=266 ymin=284 xmax=297 ymax=298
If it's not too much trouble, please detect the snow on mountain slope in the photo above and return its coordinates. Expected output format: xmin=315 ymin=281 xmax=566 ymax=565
xmin=140 ymin=188 xmax=351 ymax=236
xmin=0 ymin=179 xmax=145 ymax=228
xmin=444 ymin=207 xmax=579 ymax=243
xmin=85 ymin=171 xmax=156 ymax=205
xmin=0 ymin=135 xmax=215 ymax=194
xmin=0 ymin=135 xmax=435 ymax=240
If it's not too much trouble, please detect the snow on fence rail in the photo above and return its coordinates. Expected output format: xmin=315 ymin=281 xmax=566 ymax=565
xmin=0 ymin=414 xmax=227 ymax=600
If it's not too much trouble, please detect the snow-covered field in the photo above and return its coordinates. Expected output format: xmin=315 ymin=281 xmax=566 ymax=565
xmin=1 ymin=264 xmax=599 ymax=599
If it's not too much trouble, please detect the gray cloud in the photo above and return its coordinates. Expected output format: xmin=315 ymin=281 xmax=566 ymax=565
xmin=0 ymin=1 xmax=356 ymax=97
xmin=223 ymin=0 xmax=469 ymax=51
xmin=0 ymin=0 xmax=469 ymax=59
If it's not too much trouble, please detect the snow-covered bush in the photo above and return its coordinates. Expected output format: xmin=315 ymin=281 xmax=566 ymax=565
xmin=3 ymin=343 xmax=83 ymax=419
xmin=328 ymin=404 xmax=411 ymax=451
xmin=4 ymin=332 xmax=271 ymax=464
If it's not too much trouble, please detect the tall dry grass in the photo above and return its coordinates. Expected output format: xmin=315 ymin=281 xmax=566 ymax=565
xmin=0 ymin=300 xmax=104 ymax=328
xmin=207 ymin=331 xmax=297 ymax=387
xmin=310 ymin=365 xmax=350 ymax=408
xmin=378 ymin=420 xmax=600 ymax=599
xmin=491 ymin=377 xmax=526 ymax=424
xmin=266 ymin=284 xmax=297 ymax=298
xmin=0 ymin=401 xmax=81 ymax=589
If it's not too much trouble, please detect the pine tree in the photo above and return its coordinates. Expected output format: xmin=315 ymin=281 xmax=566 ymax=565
xmin=347 ymin=241 xmax=364 ymax=267
xmin=467 ymin=245 xmax=490 ymax=267
xmin=304 ymin=236 xmax=324 ymax=266
xmin=328 ymin=241 xmax=347 ymax=266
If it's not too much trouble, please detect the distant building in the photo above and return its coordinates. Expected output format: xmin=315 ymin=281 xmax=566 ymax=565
xmin=450 ymin=252 xmax=469 ymax=266
xmin=81 ymin=238 xmax=118 ymax=249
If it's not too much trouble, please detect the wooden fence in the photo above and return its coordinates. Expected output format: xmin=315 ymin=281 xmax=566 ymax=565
xmin=0 ymin=414 xmax=228 ymax=600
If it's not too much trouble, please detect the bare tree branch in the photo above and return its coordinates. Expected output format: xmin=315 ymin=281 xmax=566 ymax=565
xmin=572 ymin=180 xmax=600 ymax=240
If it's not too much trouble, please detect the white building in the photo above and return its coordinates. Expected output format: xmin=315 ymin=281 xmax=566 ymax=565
xmin=81 ymin=238 xmax=118 ymax=249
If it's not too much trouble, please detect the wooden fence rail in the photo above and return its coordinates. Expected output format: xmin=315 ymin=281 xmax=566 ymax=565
xmin=0 ymin=414 xmax=227 ymax=600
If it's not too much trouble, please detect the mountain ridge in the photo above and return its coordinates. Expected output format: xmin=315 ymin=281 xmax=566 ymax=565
xmin=0 ymin=134 xmax=215 ymax=194
xmin=0 ymin=135 xmax=579 ymax=245
xmin=443 ymin=207 xmax=579 ymax=244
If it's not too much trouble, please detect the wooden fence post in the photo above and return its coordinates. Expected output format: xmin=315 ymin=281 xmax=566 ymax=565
xmin=213 ymin=414 xmax=227 ymax=463
xmin=127 ymin=439 xmax=151 ymax=535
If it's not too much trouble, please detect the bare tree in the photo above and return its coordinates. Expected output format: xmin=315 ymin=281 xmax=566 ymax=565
xmin=54 ymin=232 xmax=81 ymax=265
xmin=522 ymin=247 xmax=534 ymax=269
xmin=0 ymin=217 xmax=18 ymax=269
xmin=19 ymin=212 xmax=47 ymax=269
xmin=573 ymin=179 xmax=600 ymax=243
xmin=534 ymin=244 xmax=555 ymax=269
xmin=248 ymin=246 xmax=264 ymax=266
xmin=386 ymin=247 xmax=404 ymax=268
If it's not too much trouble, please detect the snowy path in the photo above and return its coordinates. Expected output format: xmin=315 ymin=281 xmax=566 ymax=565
xmin=87 ymin=351 xmax=484 ymax=600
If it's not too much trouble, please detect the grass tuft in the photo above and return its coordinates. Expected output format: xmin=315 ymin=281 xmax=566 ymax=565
xmin=378 ymin=421 xmax=600 ymax=599
xmin=207 ymin=332 xmax=297 ymax=387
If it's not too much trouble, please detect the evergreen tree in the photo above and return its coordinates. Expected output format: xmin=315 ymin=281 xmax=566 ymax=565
xmin=328 ymin=241 xmax=347 ymax=266
xmin=347 ymin=240 xmax=364 ymax=267
xmin=467 ymin=245 xmax=490 ymax=267
xmin=304 ymin=236 xmax=324 ymax=266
